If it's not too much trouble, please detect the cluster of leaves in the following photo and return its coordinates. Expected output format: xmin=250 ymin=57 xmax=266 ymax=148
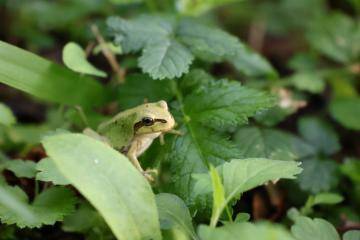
xmin=0 ymin=0 xmax=359 ymax=240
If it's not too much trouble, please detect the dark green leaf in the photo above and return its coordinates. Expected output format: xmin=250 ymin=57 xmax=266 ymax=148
xmin=329 ymin=97 xmax=360 ymax=130
xmin=4 ymin=160 xmax=37 ymax=178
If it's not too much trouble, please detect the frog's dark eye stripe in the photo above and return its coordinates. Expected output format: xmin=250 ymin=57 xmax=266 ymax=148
xmin=155 ymin=119 xmax=167 ymax=123
xmin=134 ymin=118 xmax=168 ymax=131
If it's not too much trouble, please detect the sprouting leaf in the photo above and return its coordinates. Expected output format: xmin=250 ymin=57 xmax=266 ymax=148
xmin=329 ymin=97 xmax=360 ymax=131
xmin=62 ymin=42 xmax=107 ymax=77
xmin=4 ymin=160 xmax=37 ymax=179
xmin=291 ymin=215 xmax=340 ymax=240
xmin=42 ymin=133 xmax=161 ymax=240
xmin=194 ymin=158 xmax=302 ymax=224
xmin=306 ymin=13 xmax=360 ymax=63
xmin=155 ymin=193 xmax=197 ymax=239
xmin=234 ymin=127 xmax=315 ymax=161
xmin=0 ymin=40 xmax=106 ymax=107
xmin=312 ymin=192 xmax=344 ymax=205
xmin=36 ymin=158 xmax=70 ymax=185
xmin=198 ymin=222 xmax=295 ymax=240
xmin=209 ymin=165 xmax=226 ymax=227
xmin=0 ymin=185 xmax=76 ymax=228
xmin=0 ymin=103 xmax=16 ymax=127
xmin=93 ymin=42 xmax=122 ymax=55
xmin=183 ymin=81 xmax=275 ymax=129
xmin=343 ymin=230 xmax=360 ymax=240
xmin=297 ymin=157 xmax=339 ymax=193
xmin=289 ymin=72 xmax=325 ymax=93
xmin=298 ymin=117 xmax=340 ymax=155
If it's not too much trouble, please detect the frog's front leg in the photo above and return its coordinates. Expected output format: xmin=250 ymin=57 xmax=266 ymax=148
xmin=126 ymin=140 xmax=155 ymax=181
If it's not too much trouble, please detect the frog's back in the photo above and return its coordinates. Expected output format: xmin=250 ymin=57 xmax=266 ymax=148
xmin=97 ymin=110 xmax=136 ymax=151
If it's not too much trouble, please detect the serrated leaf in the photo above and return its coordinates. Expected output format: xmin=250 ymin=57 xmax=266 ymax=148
xmin=36 ymin=158 xmax=70 ymax=185
xmin=0 ymin=103 xmax=16 ymax=127
xmin=139 ymin=39 xmax=193 ymax=79
xmin=0 ymin=41 xmax=106 ymax=107
xmin=42 ymin=133 xmax=161 ymax=240
xmin=297 ymin=157 xmax=339 ymax=193
xmin=117 ymin=74 xmax=174 ymax=109
xmin=156 ymin=193 xmax=197 ymax=239
xmin=198 ymin=222 xmax=295 ymax=240
xmin=234 ymin=127 xmax=315 ymax=161
xmin=0 ymin=185 xmax=76 ymax=228
xmin=183 ymin=81 xmax=275 ymax=129
xmin=343 ymin=230 xmax=360 ymax=240
xmin=291 ymin=216 xmax=340 ymax=240
xmin=62 ymin=42 xmax=107 ymax=77
xmin=329 ymin=97 xmax=360 ymax=130
xmin=306 ymin=13 xmax=360 ymax=63
xmin=179 ymin=69 xmax=214 ymax=94
xmin=4 ymin=160 xmax=37 ymax=178
xmin=298 ymin=117 xmax=340 ymax=155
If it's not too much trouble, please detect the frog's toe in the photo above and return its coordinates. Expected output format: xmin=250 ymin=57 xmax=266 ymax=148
xmin=142 ymin=171 xmax=155 ymax=182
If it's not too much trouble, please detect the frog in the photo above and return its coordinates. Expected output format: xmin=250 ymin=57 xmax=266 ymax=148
xmin=84 ymin=100 xmax=176 ymax=181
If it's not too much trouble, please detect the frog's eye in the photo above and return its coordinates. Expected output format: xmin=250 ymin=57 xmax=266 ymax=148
xmin=142 ymin=117 xmax=154 ymax=126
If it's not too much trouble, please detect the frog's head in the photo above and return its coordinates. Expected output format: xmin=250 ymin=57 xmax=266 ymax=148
xmin=134 ymin=100 xmax=175 ymax=135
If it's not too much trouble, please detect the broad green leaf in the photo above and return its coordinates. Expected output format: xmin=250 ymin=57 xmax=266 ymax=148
xmin=330 ymin=98 xmax=360 ymax=130
xmin=139 ymin=39 xmax=193 ymax=80
xmin=297 ymin=158 xmax=339 ymax=193
xmin=118 ymin=74 xmax=174 ymax=109
xmin=209 ymin=165 xmax=226 ymax=227
xmin=341 ymin=158 xmax=360 ymax=184
xmin=156 ymin=193 xmax=197 ymax=239
xmin=183 ymin=81 xmax=275 ymax=129
xmin=291 ymin=216 xmax=340 ymax=240
xmin=62 ymin=42 xmax=107 ymax=77
xmin=0 ymin=103 xmax=16 ymax=127
xmin=4 ymin=124 xmax=50 ymax=146
xmin=289 ymin=72 xmax=325 ymax=93
xmin=0 ymin=185 xmax=76 ymax=228
xmin=36 ymin=158 xmax=70 ymax=185
xmin=298 ymin=117 xmax=340 ymax=155
xmin=198 ymin=222 xmax=295 ymax=240
xmin=343 ymin=230 xmax=360 ymax=240
xmin=4 ymin=160 xmax=37 ymax=178
xmin=42 ymin=133 xmax=161 ymax=240
xmin=306 ymin=13 xmax=360 ymax=63
xmin=234 ymin=127 xmax=315 ymax=161
xmin=0 ymin=41 xmax=106 ymax=107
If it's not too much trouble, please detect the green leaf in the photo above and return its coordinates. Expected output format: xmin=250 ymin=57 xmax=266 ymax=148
xmin=176 ymin=0 xmax=238 ymax=16
xmin=42 ymin=133 xmax=161 ymax=240
xmin=4 ymin=160 xmax=37 ymax=178
xmin=195 ymin=158 xmax=302 ymax=224
xmin=0 ymin=185 xmax=76 ymax=228
xmin=306 ymin=13 xmax=360 ymax=63
xmin=183 ymin=81 xmax=275 ymax=129
xmin=341 ymin=158 xmax=360 ymax=184
xmin=0 ymin=40 xmax=106 ymax=107
xmin=62 ymin=42 xmax=107 ymax=77
xmin=343 ymin=230 xmax=360 ymax=240
xmin=155 ymin=193 xmax=197 ymax=239
xmin=36 ymin=158 xmax=70 ymax=185
xmin=209 ymin=165 xmax=226 ymax=227
xmin=289 ymin=72 xmax=325 ymax=93
xmin=313 ymin=192 xmax=344 ymax=205
xmin=179 ymin=69 xmax=214 ymax=94
xmin=298 ymin=117 xmax=340 ymax=155
xmin=297 ymin=158 xmax=339 ymax=193
xmin=139 ymin=39 xmax=194 ymax=80
xmin=118 ymin=74 xmax=174 ymax=109
xmin=329 ymin=97 xmax=360 ymax=130
xmin=198 ymin=222 xmax=295 ymax=240
xmin=0 ymin=103 xmax=16 ymax=127
xmin=234 ymin=127 xmax=315 ymax=161
xmin=291 ymin=216 xmax=340 ymax=240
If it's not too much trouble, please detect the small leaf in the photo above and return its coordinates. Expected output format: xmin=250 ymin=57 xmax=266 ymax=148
xmin=234 ymin=213 xmax=250 ymax=222
xmin=0 ymin=103 xmax=16 ymax=127
xmin=297 ymin=158 xmax=339 ymax=193
xmin=198 ymin=222 xmax=295 ymax=240
xmin=42 ymin=133 xmax=161 ymax=240
xmin=289 ymin=72 xmax=325 ymax=93
xmin=0 ymin=185 xmax=76 ymax=228
xmin=155 ymin=193 xmax=197 ymax=239
xmin=63 ymin=42 xmax=107 ymax=77
xmin=209 ymin=165 xmax=226 ymax=227
xmin=291 ymin=216 xmax=340 ymax=240
xmin=343 ymin=230 xmax=360 ymax=240
xmin=329 ymin=97 xmax=360 ymax=131
xmin=139 ymin=39 xmax=193 ymax=80
xmin=341 ymin=158 xmax=360 ymax=184
xmin=298 ymin=117 xmax=340 ymax=155
xmin=4 ymin=160 xmax=37 ymax=179
xmin=312 ymin=192 xmax=343 ymax=205
xmin=36 ymin=158 xmax=70 ymax=185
